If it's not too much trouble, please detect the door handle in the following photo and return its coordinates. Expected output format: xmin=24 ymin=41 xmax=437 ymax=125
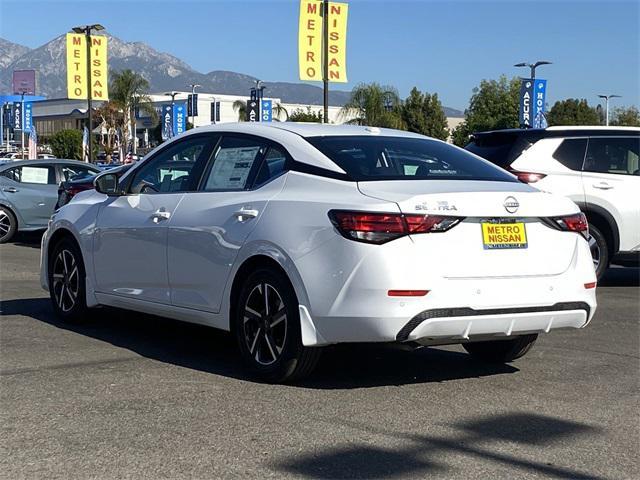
xmin=150 ymin=209 xmax=171 ymax=223
xmin=233 ymin=208 xmax=259 ymax=222
xmin=592 ymin=182 xmax=613 ymax=190
xmin=2 ymin=187 xmax=18 ymax=193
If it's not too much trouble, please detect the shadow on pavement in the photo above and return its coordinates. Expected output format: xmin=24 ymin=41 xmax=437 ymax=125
xmin=10 ymin=230 xmax=44 ymax=249
xmin=599 ymin=267 xmax=639 ymax=287
xmin=272 ymin=413 xmax=604 ymax=479
xmin=1 ymin=297 xmax=518 ymax=388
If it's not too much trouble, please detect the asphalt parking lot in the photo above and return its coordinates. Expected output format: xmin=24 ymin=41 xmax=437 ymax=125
xmin=1 ymin=233 xmax=638 ymax=480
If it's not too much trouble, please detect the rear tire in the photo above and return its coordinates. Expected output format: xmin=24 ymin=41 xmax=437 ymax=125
xmin=0 ymin=206 xmax=17 ymax=244
xmin=462 ymin=334 xmax=538 ymax=362
xmin=48 ymin=237 xmax=89 ymax=323
xmin=234 ymin=268 xmax=321 ymax=383
xmin=587 ymin=224 xmax=609 ymax=281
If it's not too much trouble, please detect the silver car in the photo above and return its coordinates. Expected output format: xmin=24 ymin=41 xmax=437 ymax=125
xmin=0 ymin=159 xmax=100 ymax=243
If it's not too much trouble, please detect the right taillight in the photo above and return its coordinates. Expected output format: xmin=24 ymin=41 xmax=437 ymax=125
xmin=328 ymin=210 xmax=461 ymax=244
xmin=552 ymin=213 xmax=589 ymax=239
xmin=511 ymin=170 xmax=547 ymax=184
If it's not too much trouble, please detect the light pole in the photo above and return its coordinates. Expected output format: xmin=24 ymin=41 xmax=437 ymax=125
xmin=188 ymin=84 xmax=200 ymax=129
xmin=514 ymin=60 xmax=552 ymax=80
xmin=72 ymin=24 xmax=105 ymax=163
xmin=597 ymin=94 xmax=621 ymax=126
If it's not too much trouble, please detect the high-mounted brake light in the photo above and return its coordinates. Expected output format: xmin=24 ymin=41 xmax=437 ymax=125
xmin=328 ymin=210 xmax=461 ymax=244
xmin=511 ymin=170 xmax=547 ymax=184
xmin=552 ymin=212 xmax=589 ymax=239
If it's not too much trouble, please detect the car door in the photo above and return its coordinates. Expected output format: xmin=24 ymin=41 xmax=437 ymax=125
xmin=168 ymin=135 xmax=288 ymax=312
xmin=93 ymin=135 xmax=214 ymax=304
xmin=0 ymin=164 xmax=57 ymax=227
xmin=582 ymin=136 xmax=640 ymax=251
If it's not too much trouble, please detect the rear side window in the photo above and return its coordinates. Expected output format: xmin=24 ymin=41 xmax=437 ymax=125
xmin=584 ymin=137 xmax=640 ymax=175
xmin=1 ymin=166 xmax=56 ymax=184
xmin=307 ymin=136 xmax=517 ymax=182
xmin=552 ymin=138 xmax=587 ymax=171
xmin=253 ymin=147 xmax=288 ymax=188
xmin=203 ymin=136 xmax=267 ymax=191
xmin=61 ymin=165 xmax=99 ymax=181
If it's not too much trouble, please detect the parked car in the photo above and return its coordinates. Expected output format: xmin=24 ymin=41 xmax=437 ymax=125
xmin=41 ymin=123 xmax=596 ymax=382
xmin=56 ymin=164 xmax=132 ymax=208
xmin=465 ymin=126 xmax=640 ymax=279
xmin=0 ymin=159 xmax=101 ymax=243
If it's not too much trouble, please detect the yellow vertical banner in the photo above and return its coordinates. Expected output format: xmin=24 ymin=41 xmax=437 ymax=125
xmin=299 ymin=0 xmax=323 ymax=81
xmin=89 ymin=35 xmax=108 ymax=100
xmin=66 ymin=33 xmax=108 ymax=100
xmin=66 ymin=33 xmax=87 ymax=99
xmin=327 ymin=2 xmax=348 ymax=83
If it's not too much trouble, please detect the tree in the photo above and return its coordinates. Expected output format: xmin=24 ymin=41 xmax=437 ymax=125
xmin=340 ymin=82 xmax=404 ymax=128
xmin=109 ymin=69 xmax=155 ymax=150
xmin=273 ymin=103 xmax=289 ymax=121
xmin=546 ymin=99 xmax=599 ymax=126
xmin=611 ymin=106 xmax=640 ymax=127
xmin=233 ymin=100 xmax=247 ymax=121
xmin=288 ymin=107 xmax=323 ymax=123
xmin=399 ymin=87 xmax=449 ymax=140
xmin=50 ymin=129 xmax=83 ymax=160
xmin=451 ymin=75 xmax=520 ymax=146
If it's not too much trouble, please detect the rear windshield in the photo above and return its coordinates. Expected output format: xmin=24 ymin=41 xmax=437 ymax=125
xmin=307 ymin=136 xmax=517 ymax=182
xmin=465 ymin=133 xmax=536 ymax=168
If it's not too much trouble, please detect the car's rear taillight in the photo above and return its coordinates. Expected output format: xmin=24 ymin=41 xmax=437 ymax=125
xmin=511 ymin=170 xmax=547 ymax=183
xmin=552 ymin=213 xmax=589 ymax=239
xmin=328 ymin=210 xmax=461 ymax=244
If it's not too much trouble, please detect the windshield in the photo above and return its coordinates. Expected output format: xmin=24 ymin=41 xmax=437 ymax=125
xmin=307 ymin=136 xmax=517 ymax=182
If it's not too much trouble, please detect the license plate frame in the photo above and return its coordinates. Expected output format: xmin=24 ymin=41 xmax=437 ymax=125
xmin=481 ymin=221 xmax=528 ymax=250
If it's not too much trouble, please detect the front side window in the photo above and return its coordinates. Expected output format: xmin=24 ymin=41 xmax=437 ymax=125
xmin=584 ymin=137 xmax=640 ymax=176
xmin=553 ymin=138 xmax=587 ymax=171
xmin=202 ymin=136 xmax=267 ymax=191
xmin=308 ymin=136 xmax=518 ymax=182
xmin=1 ymin=166 xmax=56 ymax=184
xmin=130 ymin=136 xmax=211 ymax=193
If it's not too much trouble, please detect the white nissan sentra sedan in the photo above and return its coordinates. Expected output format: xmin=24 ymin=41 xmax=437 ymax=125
xmin=41 ymin=123 xmax=597 ymax=382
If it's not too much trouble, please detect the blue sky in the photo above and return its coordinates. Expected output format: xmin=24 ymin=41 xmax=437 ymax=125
xmin=0 ymin=0 xmax=638 ymax=111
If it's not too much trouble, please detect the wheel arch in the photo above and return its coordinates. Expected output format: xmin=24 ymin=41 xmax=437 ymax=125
xmin=576 ymin=201 xmax=620 ymax=255
xmin=0 ymin=200 xmax=21 ymax=229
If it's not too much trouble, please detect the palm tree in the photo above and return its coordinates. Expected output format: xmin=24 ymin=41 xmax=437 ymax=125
xmin=273 ymin=102 xmax=289 ymax=122
xmin=340 ymin=83 xmax=404 ymax=129
xmin=110 ymin=69 xmax=156 ymax=149
xmin=233 ymin=100 xmax=247 ymax=122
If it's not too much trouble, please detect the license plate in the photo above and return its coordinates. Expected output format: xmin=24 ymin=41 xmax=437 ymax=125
xmin=481 ymin=222 xmax=528 ymax=249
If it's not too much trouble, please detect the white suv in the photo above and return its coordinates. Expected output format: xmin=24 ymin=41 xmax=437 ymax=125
xmin=466 ymin=126 xmax=640 ymax=279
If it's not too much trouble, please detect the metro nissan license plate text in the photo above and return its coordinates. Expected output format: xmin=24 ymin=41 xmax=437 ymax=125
xmin=481 ymin=222 xmax=527 ymax=249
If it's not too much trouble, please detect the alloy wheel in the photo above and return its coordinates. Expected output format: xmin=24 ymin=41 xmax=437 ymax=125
xmin=0 ymin=210 xmax=11 ymax=241
xmin=52 ymin=249 xmax=80 ymax=313
xmin=243 ymin=283 xmax=288 ymax=366
xmin=588 ymin=234 xmax=601 ymax=271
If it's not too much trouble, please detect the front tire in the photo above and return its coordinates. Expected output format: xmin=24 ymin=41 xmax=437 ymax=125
xmin=0 ymin=206 xmax=17 ymax=244
xmin=462 ymin=334 xmax=538 ymax=362
xmin=234 ymin=268 xmax=321 ymax=383
xmin=48 ymin=237 xmax=88 ymax=323
xmin=587 ymin=224 xmax=609 ymax=281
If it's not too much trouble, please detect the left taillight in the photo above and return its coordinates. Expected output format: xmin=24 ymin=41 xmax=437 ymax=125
xmin=328 ymin=210 xmax=461 ymax=244
xmin=551 ymin=212 xmax=589 ymax=239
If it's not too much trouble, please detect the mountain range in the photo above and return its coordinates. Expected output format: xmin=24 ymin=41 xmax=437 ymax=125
xmin=0 ymin=33 xmax=463 ymax=116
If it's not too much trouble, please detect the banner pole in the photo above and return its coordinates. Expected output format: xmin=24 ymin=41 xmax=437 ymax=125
xmin=322 ymin=0 xmax=329 ymax=124
xmin=85 ymin=29 xmax=93 ymax=163
xmin=21 ymin=93 xmax=25 ymax=159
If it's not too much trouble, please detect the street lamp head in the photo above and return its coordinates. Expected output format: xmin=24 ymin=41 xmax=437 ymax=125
xmin=71 ymin=27 xmax=84 ymax=34
xmin=91 ymin=24 xmax=105 ymax=31
xmin=514 ymin=62 xmax=527 ymax=67
xmin=534 ymin=61 xmax=552 ymax=67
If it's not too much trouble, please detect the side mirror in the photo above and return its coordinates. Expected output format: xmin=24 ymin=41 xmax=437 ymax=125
xmin=94 ymin=172 xmax=122 ymax=196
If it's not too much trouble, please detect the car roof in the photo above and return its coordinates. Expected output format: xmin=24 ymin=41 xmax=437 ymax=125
xmin=0 ymin=159 xmax=102 ymax=171
xmin=472 ymin=126 xmax=640 ymax=140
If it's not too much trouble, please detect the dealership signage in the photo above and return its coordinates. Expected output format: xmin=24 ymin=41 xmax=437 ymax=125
xmin=520 ymin=78 xmax=547 ymax=128
xmin=187 ymin=94 xmax=198 ymax=117
xmin=173 ymin=103 xmax=187 ymax=135
xmin=66 ymin=33 xmax=109 ymax=100
xmin=261 ymin=99 xmax=272 ymax=122
xmin=298 ymin=0 xmax=349 ymax=83
xmin=12 ymin=70 xmax=36 ymax=95
xmin=23 ymin=102 xmax=33 ymax=133
xmin=12 ymin=102 xmax=22 ymax=130
xmin=161 ymin=104 xmax=173 ymax=140
xmin=246 ymin=100 xmax=259 ymax=122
